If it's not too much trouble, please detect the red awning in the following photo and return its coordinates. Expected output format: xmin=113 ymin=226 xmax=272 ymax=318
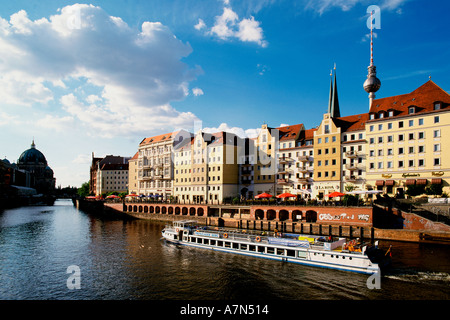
xmin=431 ymin=178 xmax=442 ymax=185
xmin=375 ymin=180 xmax=384 ymax=186
xmin=405 ymin=179 xmax=416 ymax=185
xmin=416 ymin=179 xmax=427 ymax=185
xmin=385 ymin=180 xmax=395 ymax=186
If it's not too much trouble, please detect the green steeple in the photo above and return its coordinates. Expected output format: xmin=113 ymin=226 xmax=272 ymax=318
xmin=328 ymin=66 xmax=340 ymax=118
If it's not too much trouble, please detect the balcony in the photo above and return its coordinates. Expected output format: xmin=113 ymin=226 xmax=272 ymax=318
xmin=298 ymin=167 xmax=309 ymax=173
xmin=298 ymin=155 xmax=309 ymax=162
xmin=279 ymin=157 xmax=292 ymax=164
xmin=297 ymin=177 xmax=309 ymax=184
xmin=345 ymin=163 xmax=358 ymax=170
xmin=277 ymin=179 xmax=290 ymax=185
xmin=345 ymin=151 xmax=358 ymax=158
xmin=345 ymin=175 xmax=357 ymax=182
xmin=241 ymin=179 xmax=252 ymax=185
xmin=141 ymin=175 xmax=154 ymax=181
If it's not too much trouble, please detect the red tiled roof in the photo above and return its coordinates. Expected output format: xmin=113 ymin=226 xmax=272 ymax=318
xmin=276 ymin=124 xmax=304 ymax=141
xmin=334 ymin=113 xmax=370 ymax=132
xmin=140 ymin=131 xmax=179 ymax=146
xmin=369 ymin=80 xmax=450 ymax=117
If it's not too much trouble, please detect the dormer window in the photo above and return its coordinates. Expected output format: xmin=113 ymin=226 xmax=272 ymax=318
xmin=369 ymin=113 xmax=375 ymax=120
xmin=388 ymin=110 xmax=394 ymax=117
xmin=378 ymin=112 xmax=385 ymax=119
xmin=434 ymin=102 xmax=441 ymax=110
xmin=408 ymin=107 xmax=415 ymax=114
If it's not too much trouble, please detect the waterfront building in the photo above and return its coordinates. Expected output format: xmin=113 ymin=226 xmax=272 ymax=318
xmin=128 ymin=152 xmax=139 ymax=195
xmin=90 ymin=154 xmax=130 ymax=196
xmin=365 ymin=80 xmax=450 ymax=196
xmin=276 ymin=124 xmax=304 ymax=195
xmin=253 ymin=124 xmax=278 ymax=196
xmin=238 ymin=137 xmax=256 ymax=199
xmin=173 ymin=131 xmax=241 ymax=203
xmin=313 ymin=70 xmax=342 ymax=199
xmin=292 ymin=128 xmax=316 ymax=198
xmin=137 ymin=130 xmax=191 ymax=200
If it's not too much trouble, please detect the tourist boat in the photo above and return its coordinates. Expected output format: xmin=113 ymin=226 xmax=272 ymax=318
xmin=161 ymin=220 xmax=391 ymax=275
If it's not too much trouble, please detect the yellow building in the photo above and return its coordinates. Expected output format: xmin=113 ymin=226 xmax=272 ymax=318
xmin=365 ymin=80 xmax=450 ymax=196
xmin=128 ymin=152 xmax=139 ymax=195
xmin=253 ymin=124 xmax=277 ymax=195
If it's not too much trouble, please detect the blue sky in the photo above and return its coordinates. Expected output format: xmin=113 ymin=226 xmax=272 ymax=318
xmin=1 ymin=0 xmax=449 ymax=188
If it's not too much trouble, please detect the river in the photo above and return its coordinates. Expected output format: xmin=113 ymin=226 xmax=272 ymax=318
xmin=1 ymin=199 xmax=449 ymax=306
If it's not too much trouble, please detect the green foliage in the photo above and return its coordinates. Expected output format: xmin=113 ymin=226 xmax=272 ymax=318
xmin=425 ymin=184 xmax=443 ymax=196
xmin=406 ymin=185 xmax=425 ymax=196
xmin=77 ymin=181 xmax=90 ymax=197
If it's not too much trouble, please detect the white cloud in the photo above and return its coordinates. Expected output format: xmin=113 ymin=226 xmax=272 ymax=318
xmin=0 ymin=4 xmax=201 ymax=137
xmin=194 ymin=18 xmax=206 ymax=30
xmin=192 ymin=87 xmax=204 ymax=96
xmin=202 ymin=122 xmax=260 ymax=139
xmin=305 ymin=0 xmax=408 ymax=14
xmin=200 ymin=4 xmax=267 ymax=47
xmin=36 ymin=114 xmax=75 ymax=132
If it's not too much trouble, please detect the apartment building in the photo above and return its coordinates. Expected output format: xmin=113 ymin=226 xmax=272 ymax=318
xmin=90 ymin=154 xmax=130 ymax=196
xmin=137 ymin=130 xmax=191 ymax=199
xmin=365 ymin=80 xmax=450 ymax=195
xmin=173 ymin=131 xmax=240 ymax=203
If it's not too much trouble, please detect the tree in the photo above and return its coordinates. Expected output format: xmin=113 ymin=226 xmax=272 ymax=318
xmin=77 ymin=181 xmax=90 ymax=197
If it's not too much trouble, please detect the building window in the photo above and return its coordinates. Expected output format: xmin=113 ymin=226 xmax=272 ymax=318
xmin=398 ymin=160 xmax=404 ymax=168
xmin=398 ymin=134 xmax=404 ymax=141
xmin=370 ymin=125 xmax=374 ymax=132
xmin=434 ymin=130 xmax=441 ymax=138
xmin=434 ymin=116 xmax=440 ymax=123
xmin=409 ymin=133 xmax=414 ymax=140
xmin=409 ymin=160 xmax=414 ymax=167
xmin=418 ymin=159 xmax=425 ymax=167
xmin=418 ymin=118 xmax=424 ymax=125
xmin=434 ymin=144 xmax=441 ymax=152
xmin=398 ymin=121 xmax=404 ymax=128
xmin=388 ymin=110 xmax=394 ymax=117
xmin=434 ymin=158 xmax=441 ymax=166
xmin=434 ymin=102 xmax=441 ymax=110
xmin=409 ymin=120 xmax=414 ymax=127
xmin=408 ymin=107 xmax=415 ymax=114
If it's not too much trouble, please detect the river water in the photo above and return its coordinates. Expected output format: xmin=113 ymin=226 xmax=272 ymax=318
xmin=1 ymin=199 xmax=449 ymax=304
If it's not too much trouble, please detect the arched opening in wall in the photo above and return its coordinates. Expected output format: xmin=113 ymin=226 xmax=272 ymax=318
xmin=144 ymin=206 xmax=148 ymax=213
xmin=155 ymin=206 xmax=161 ymax=214
xmin=305 ymin=210 xmax=317 ymax=223
xmin=149 ymin=206 xmax=155 ymax=214
xmin=189 ymin=207 xmax=196 ymax=216
xmin=162 ymin=206 xmax=167 ymax=214
xmin=182 ymin=207 xmax=188 ymax=215
xmin=175 ymin=207 xmax=180 ymax=215
xmin=133 ymin=205 xmax=137 ymax=213
xmin=267 ymin=209 xmax=276 ymax=221
xmin=255 ymin=209 xmax=264 ymax=220
xmin=138 ymin=206 xmax=143 ymax=213
xmin=168 ymin=207 xmax=174 ymax=215
xmin=279 ymin=210 xmax=289 ymax=221
xmin=197 ymin=208 xmax=204 ymax=216
xmin=123 ymin=204 xmax=127 ymax=212
xmin=292 ymin=210 xmax=302 ymax=222
xmin=128 ymin=205 xmax=132 ymax=212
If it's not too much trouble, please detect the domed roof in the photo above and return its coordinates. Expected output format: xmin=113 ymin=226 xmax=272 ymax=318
xmin=18 ymin=140 xmax=47 ymax=165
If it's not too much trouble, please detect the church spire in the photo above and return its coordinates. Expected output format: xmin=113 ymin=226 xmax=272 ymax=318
xmin=328 ymin=65 xmax=340 ymax=118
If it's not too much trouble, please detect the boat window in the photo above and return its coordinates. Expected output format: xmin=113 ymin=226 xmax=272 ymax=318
xmin=267 ymin=247 xmax=275 ymax=254
xmin=241 ymin=244 xmax=247 ymax=251
xmin=210 ymin=240 xmax=216 ymax=246
xmin=225 ymin=242 xmax=231 ymax=248
xmin=218 ymin=241 xmax=223 ymax=247
xmin=287 ymin=250 xmax=295 ymax=257
xmin=249 ymin=245 xmax=256 ymax=252
xmin=232 ymin=243 xmax=239 ymax=249
xmin=257 ymin=246 xmax=265 ymax=253
xmin=276 ymin=248 xmax=284 ymax=255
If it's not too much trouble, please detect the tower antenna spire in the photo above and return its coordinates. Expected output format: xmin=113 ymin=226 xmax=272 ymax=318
xmin=363 ymin=9 xmax=381 ymax=109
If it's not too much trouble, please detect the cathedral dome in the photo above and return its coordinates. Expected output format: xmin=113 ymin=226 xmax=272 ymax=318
xmin=18 ymin=140 xmax=48 ymax=166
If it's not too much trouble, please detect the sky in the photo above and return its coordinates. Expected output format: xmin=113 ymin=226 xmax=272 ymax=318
xmin=1 ymin=0 xmax=449 ymax=188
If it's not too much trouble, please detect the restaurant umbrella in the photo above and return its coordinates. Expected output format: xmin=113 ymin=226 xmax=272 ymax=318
xmin=327 ymin=191 xmax=345 ymax=198
xmin=255 ymin=192 xmax=273 ymax=199
xmin=276 ymin=193 xmax=297 ymax=198
xmin=106 ymin=195 xmax=119 ymax=199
